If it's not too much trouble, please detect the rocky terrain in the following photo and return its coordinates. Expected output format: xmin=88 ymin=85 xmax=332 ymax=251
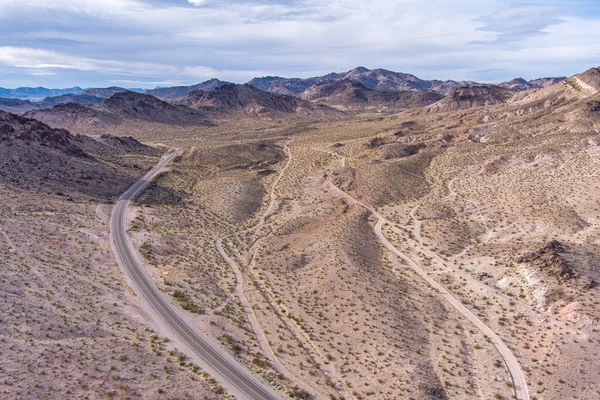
xmin=299 ymin=79 xmax=444 ymax=112
xmin=146 ymin=79 xmax=230 ymax=101
xmin=174 ymin=83 xmax=344 ymax=120
xmin=422 ymin=86 xmax=517 ymax=112
xmin=247 ymin=67 xmax=565 ymax=96
xmin=2 ymin=65 xmax=600 ymax=400
xmin=499 ymin=77 xmax=566 ymax=91
xmin=0 ymin=111 xmax=225 ymax=399
xmin=0 ymin=87 xmax=131 ymax=115
xmin=24 ymin=91 xmax=213 ymax=134
xmin=0 ymin=86 xmax=84 ymax=101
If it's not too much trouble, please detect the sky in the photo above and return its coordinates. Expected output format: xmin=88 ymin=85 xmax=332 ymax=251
xmin=0 ymin=0 xmax=599 ymax=89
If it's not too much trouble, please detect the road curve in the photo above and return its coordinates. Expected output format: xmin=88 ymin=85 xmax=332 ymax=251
xmin=109 ymin=149 xmax=281 ymax=400
xmin=325 ymin=176 xmax=530 ymax=400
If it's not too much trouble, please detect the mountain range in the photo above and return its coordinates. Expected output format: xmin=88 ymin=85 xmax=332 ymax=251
xmin=24 ymin=91 xmax=212 ymax=133
xmin=246 ymin=67 xmax=565 ymax=96
xmin=0 ymin=66 xmax=566 ymax=103
xmin=0 ymin=86 xmax=131 ymax=114
xmin=0 ymin=67 xmax=573 ymax=131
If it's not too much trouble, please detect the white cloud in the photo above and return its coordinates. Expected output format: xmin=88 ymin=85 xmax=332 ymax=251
xmin=0 ymin=0 xmax=599 ymax=87
xmin=0 ymin=46 xmax=177 ymax=77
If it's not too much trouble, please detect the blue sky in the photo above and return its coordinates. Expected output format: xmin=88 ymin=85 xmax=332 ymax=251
xmin=0 ymin=0 xmax=599 ymax=88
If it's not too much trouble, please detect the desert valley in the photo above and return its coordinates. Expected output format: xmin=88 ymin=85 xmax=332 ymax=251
xmin=0 ymin=63 xmax=599 ymax=400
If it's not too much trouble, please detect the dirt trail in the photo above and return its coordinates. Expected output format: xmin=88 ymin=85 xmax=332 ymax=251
xmin=0 ymin=226 xmax=16 ymax=253
xmin=322 ymin=154 xmax=530 ymax=400
xmin=215 ymin=140 xmax=325 ymax=397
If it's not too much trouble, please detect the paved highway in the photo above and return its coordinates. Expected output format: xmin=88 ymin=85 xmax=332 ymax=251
xmin=109 ymin=150 xmax=280 ymax=400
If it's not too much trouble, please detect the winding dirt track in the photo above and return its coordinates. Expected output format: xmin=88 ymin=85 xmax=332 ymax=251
xmin=324 ymin=173 xmax=530 ymax=400
xmin=215 ymin=140 xmax=325 ymax=397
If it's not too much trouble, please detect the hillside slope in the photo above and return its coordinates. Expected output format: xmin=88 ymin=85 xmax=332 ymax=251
xmin=175 ymin=83 xmax=344 ymax=119
xmin=24 ymin=91 xmax=212 ymax=134
xmin=299 ymin=79 xmax=444 ymax=111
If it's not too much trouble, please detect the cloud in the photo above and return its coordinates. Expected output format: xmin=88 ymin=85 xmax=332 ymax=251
xmin=0 ymin=0 xmax=599 ymax=88
xmin=474 ymin=6 xmax=565 ymax=43
xmin=0 ymin=46 xmax=177 ymax=76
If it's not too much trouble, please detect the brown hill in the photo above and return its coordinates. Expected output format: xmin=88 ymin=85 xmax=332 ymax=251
xmin=80 ymin=86 xmax=129 ymax=98
xmin=574 ymin=67 xmax=600 ymax=91
xmin=423 ymin=86 xmax=517 ymax=112
xmin=247 ymin=67 xmax=565 ymax=96
xmin=175 ymin=83 xmax=344 ymax=119
xmin=299 ymin=79 xmax=443 ymax=111
xmin=499 ymin=77 xmax=566 ymax=91
xmin=24 ymin=91 xmax=212 ymax=133
xmin=342 ymin=67 xmax=479 ymax=95
xmin=146 ymin=79 xmax=230 ymax=101
xmin=0 ymin=110 xmax=159 ymax=198
xmin=0 ymin=98 xmax=37 ymax=114
xmin=0 ymin=87 xmax=129 ymax=115
xmin=247 ymin=73 xmax=346 ymax=96
xmin=0 ymin=110 xmax=88 ymax=158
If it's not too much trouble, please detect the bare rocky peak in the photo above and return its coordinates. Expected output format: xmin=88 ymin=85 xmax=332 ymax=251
xmin=24 ymin=91 xmax=212 ymax=129
xmin=0 ymin=88 xmax=127 ymax=115
xmin=424 ymin=86 xmax=516 ymax=112
xmin=0 ymin=110 xmax=87 ymax=158
xmin=299 ymin=79 xmax=443 ymax=111
xmin=146 ymin=79 xmax=230 ymax=101
xmin=499 ymin=77 xmax=567 ymax=91
xmin=575 ymin=67 xmax=600 ymax=90
xmin=175 ymin=83 xmax=342 ymax=118
xmin=246 ymin=67 xmax=565 ymax=96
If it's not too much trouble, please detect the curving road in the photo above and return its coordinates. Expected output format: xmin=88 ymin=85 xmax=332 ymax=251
xmin=109 ymin=149 xmax=280 ymax=400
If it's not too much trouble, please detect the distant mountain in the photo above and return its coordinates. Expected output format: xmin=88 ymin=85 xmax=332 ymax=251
xmin=0 ymin=98 xmax=37 ymax=115
xmin=0 ymin=86 xmax=84 ymax=101
xmin=0 ymin=87 xmax=132 ymax=115
xmin=247 ymin=67 xmax=566 ymax=96
xmin=24 ymin=91 xmax=212 ymax=132
xmin=298 ymin=79 xmax=444 ymax=111
xmin=247 ymin=67 xmax=479 ymax=96
xmin=499 ymin=77 xmax=567 ymax=91
xmin=36 ymin=93 xmax=105 ymax=109
xmin=247 ymin=73 xmax=346 ymax=96
xmin=423 ymin=86 xmax=517 ymax=112
xmin=174 ymin=83 xmax=343 ymax=119
xmin=341 ymin=67 xmax=480 ymax=95
xmin=80 ymin=86 xmax=130 ymax=98
xmin=146 ymin=79 xmax=230 ymax=101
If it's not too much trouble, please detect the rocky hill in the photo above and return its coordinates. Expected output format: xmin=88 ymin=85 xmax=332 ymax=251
xmin=0 ymin=110 xmax=160 ymax=198
xmin=299 ymin=79 xmax=444 ymax=111
xmin=175 ymin=83 xmax=343 ymax=119
xmin=0 ymin=110 xmax=88 ymax=157
xmin=247 ymin=73 xmax=346 ymax=96
xmin=24 ymin=91 xmax=212 ymax=133
xmin=0 ymin=86 xmax=84 ymax=101
xmin=247 ymin=67 xmax=565 ymax=96
xmin=499 ymin=77 xmax=567 ymax=91
xmin=248 ymin=67 xmax=479 ymax=95
xmin=146 ymin=79 xmax=230 ymax=101
xmin=0 ymin=87 xmax=131 ymax=115
xmin=423 ymin=86 xmax=517 ymax=112
xmin=0 ymin=98 xmax=37 ymax=114
xmin=80 ymin=86 xmax=130 ymax=98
